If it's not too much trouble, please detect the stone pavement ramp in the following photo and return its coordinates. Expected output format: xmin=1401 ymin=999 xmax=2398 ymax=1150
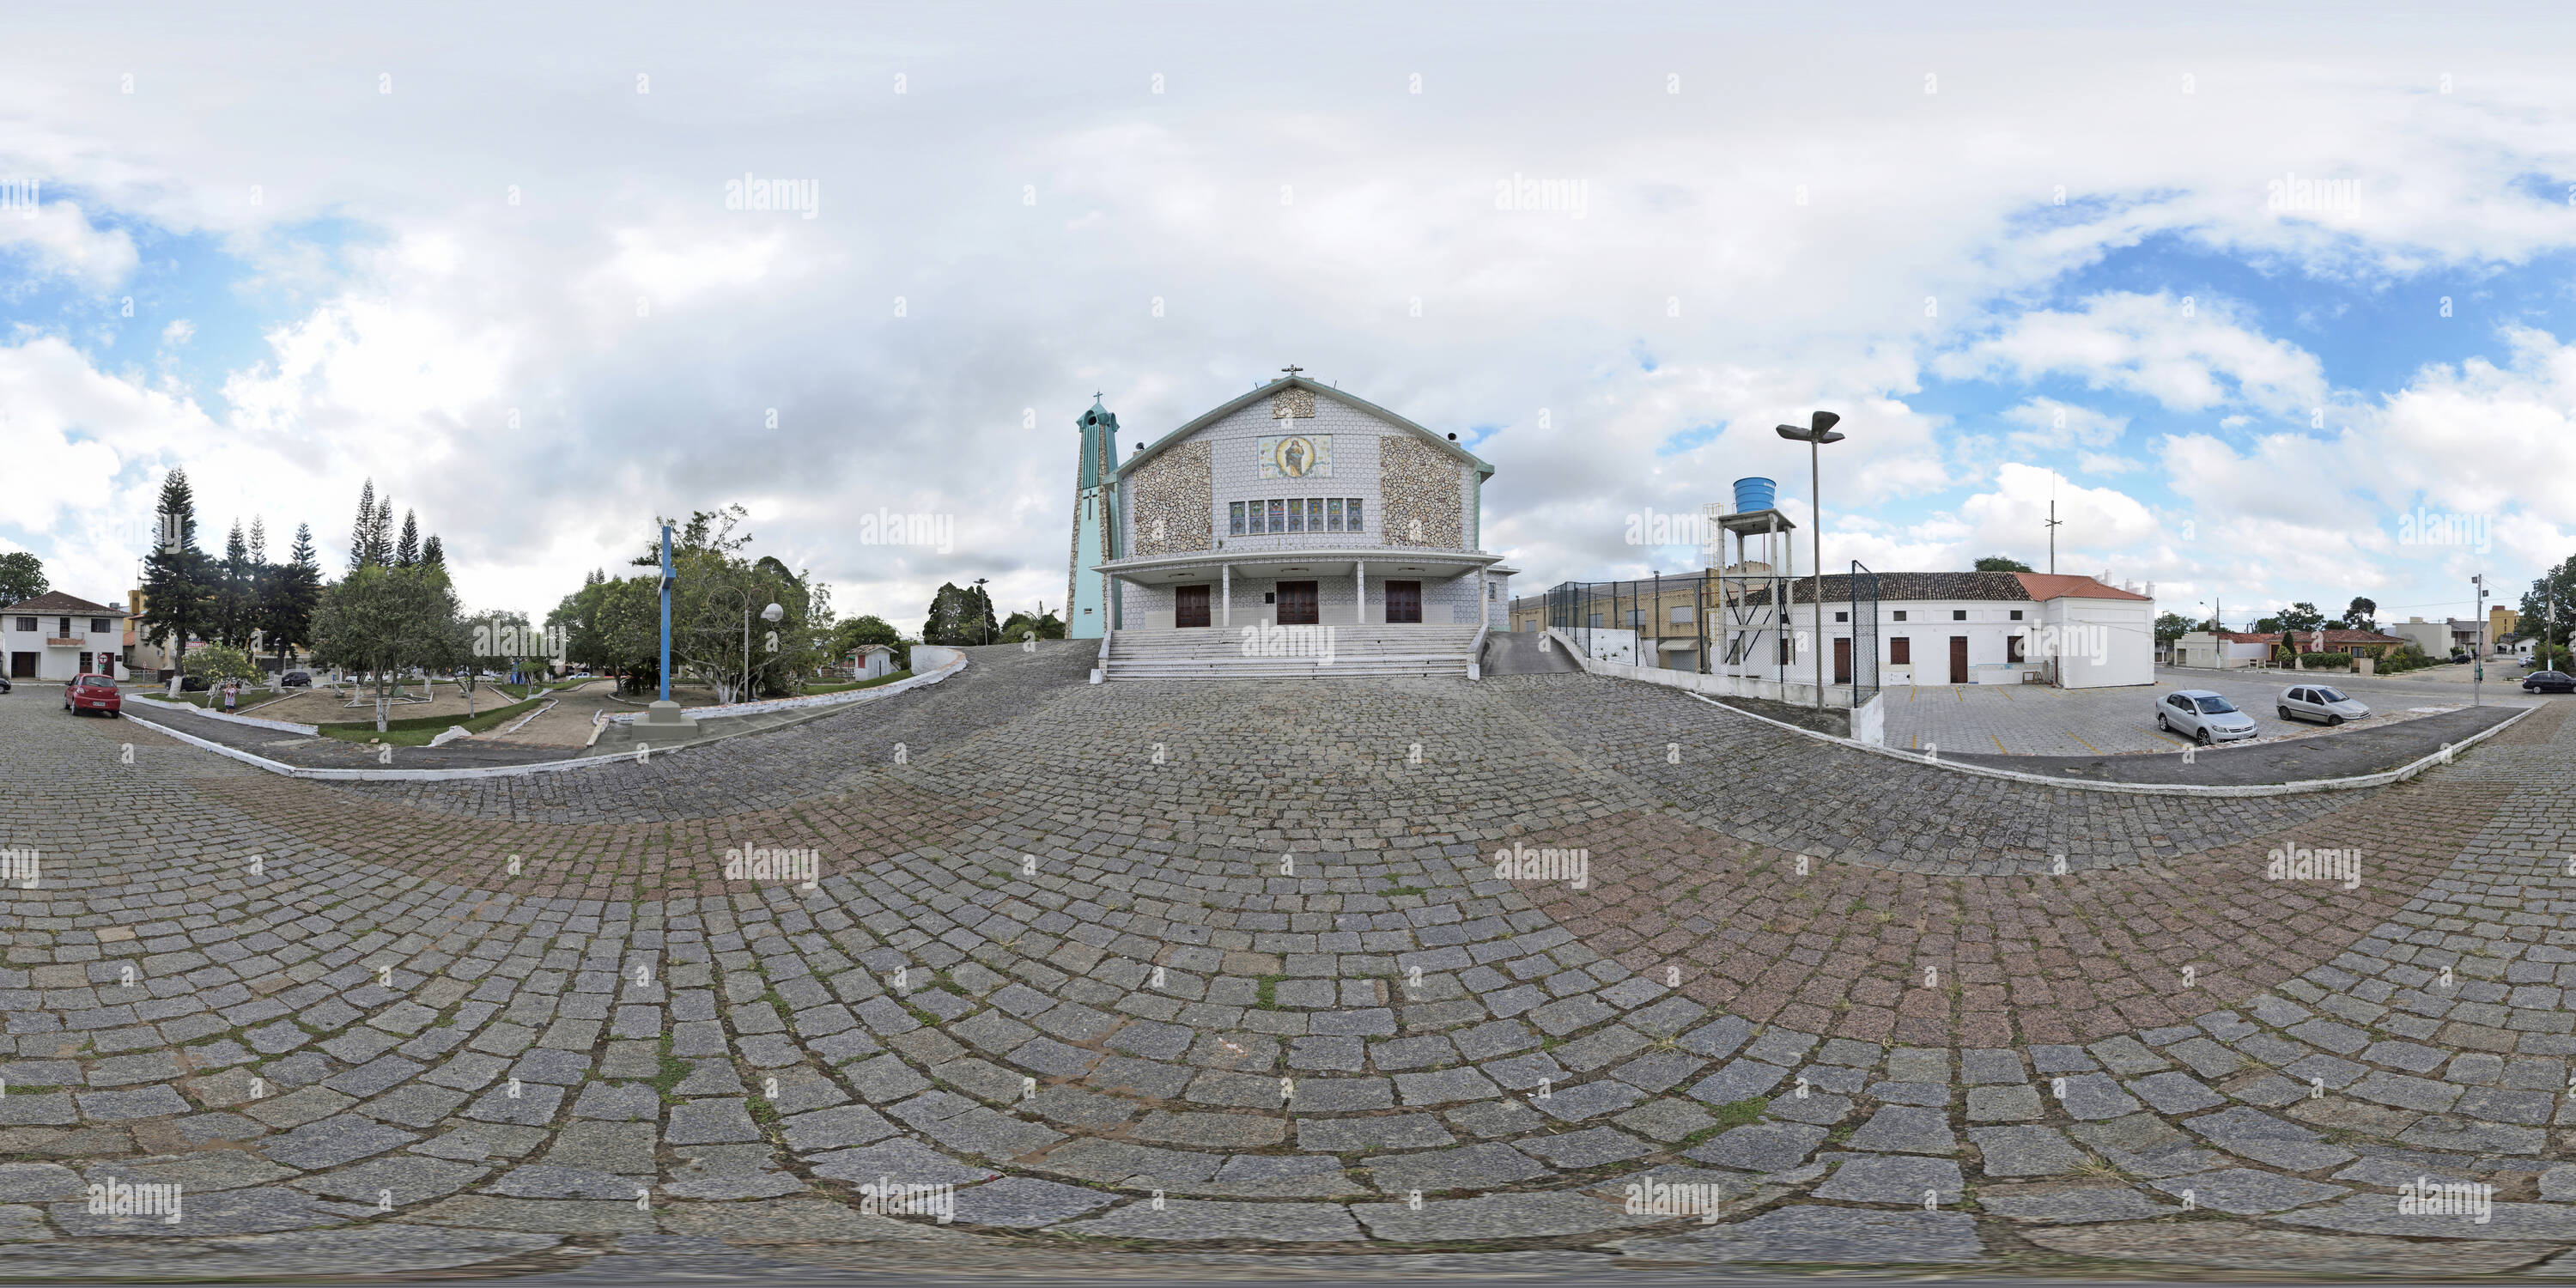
xmin=1481 ymin=629 xmax=1583 ymax=676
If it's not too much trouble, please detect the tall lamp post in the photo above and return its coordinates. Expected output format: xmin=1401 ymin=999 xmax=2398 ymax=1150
xmin=2472 ymin=574 xmax=2486 ymax=708
xmin=974 ymin=577 xmax=991 ymax=646
xmin=1776 ymin=411 xmax=1845 ymax=711
xmin=744 ymin=599 xmax=783 ymax=702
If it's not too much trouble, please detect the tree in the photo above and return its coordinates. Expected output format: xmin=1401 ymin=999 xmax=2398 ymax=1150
xmin=261 ymin=524 xmax=324 ymax=668
xmin=214 ymin=520 xmax=258 ymax=649
xmin=395 ymin=510 xmax=421 ymax=568
xmin=2276 ymin=601 xmax=2326 ymax=635
xmin=2153 ymin=611 xmax=2193 ymax=644
xmin=1973 ymin=556 xmax=2035 ymax=573
xmin=139 ymin=470 xmax=217 ymax=674
xmin=0 ymin=550 xmax=46 ymax=604
xmin=2519 ymin=554 xmax=2576 ymax=671
xmin=312 ymin=563 xmax=465 ymax=731
xmin=834 ymin=614 xmax=901 ymax=654
xmin=459 ymin=610 xmax=534 ymax=715
xmin=999 ymin=609 xmax=1066 ymax=641
xmin=421 ymin=533 xmax=445 ymax=569
xmin=2335 ymin=596 xmax=2379 ymax=633
xmin=348 ymin=479 xmax=379 ymax=571
xmin=182 ymin=643 xmax=262 ymax=687
xmin=923 ymin=582 xmax=997 ymax=647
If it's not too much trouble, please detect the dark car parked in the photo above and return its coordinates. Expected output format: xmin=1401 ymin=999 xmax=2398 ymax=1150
xmin=280 ymin=671 xmax=313 ymax=688
xmin=179 ymin=675 xmax=210 ymax=691
xmin=2524 ymin=671 xmax=2576 ymax=694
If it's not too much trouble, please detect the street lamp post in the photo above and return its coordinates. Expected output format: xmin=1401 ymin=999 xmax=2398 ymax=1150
xmin=974 ymin=578 xmax=991 ymax=646
xmin=744 ymin=599 xmax=783 ymax=702
xmin=1776 ymin=411 xmax=1845 ymax=711
xmin=2472 ymin=574 xmax=2487 ymax=708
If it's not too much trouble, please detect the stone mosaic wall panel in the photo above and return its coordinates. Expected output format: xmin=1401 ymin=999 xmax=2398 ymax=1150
xmin=1128 ymin=440 xmax=1212 ymax=556
xmin=1381 ymin=433 xmax=1465 ymax=550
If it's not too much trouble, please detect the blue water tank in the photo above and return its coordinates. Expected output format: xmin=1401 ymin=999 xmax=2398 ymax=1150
xmin=1732 ymin=477 xmax=1777 ymax=513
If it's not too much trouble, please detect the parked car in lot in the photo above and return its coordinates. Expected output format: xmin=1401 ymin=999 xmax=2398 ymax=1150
xmin=2157 ymin=689 xmax=2258 ymax=744
xmin=179 ymin=675 xmax=210 ymax=691
xmin=64 ymin=672 xmax=120 ymax=716
xmin=280 ymin=671 xmax=313 ymax=688
xmin=2278 ymin=684 xmax=2370 ymax=726
xmin=2524 ymin=671 xmax=2576 ymax=694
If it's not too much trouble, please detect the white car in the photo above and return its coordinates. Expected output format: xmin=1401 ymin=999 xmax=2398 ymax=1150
xmin=2157 ymin=690 xmax=2258 ymax=744
xmin=2278 ymin=684 xmax=2369 ymax=726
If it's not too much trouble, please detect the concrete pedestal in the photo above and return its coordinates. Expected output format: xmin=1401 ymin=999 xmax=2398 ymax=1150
xmin=639 ymin=700 xmax=698 ymax=732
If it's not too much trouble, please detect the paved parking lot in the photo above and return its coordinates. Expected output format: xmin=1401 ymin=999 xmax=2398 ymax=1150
xmin=1883 ymin=665 xmax=2546 ymax=756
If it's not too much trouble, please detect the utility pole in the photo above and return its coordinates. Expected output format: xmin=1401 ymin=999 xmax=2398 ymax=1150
xmin=2471 ymin=575 xmax=2486 ymax=702
xmin=2045 ymin=497 xmax=2062 ymax=574
xmin=1776 ymin=411 xmax=1845 ymax=711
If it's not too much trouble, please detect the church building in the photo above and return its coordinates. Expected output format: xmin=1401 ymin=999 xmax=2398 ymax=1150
xmin=1067 ymin=373 xmax=1513 ymax=650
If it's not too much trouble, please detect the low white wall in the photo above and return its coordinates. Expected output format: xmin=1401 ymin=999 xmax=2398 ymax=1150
xmin=1545 ymin=628 xmax=1886 ymax=744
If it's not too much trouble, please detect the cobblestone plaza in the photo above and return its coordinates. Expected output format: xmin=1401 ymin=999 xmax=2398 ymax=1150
xmin=4 ymin=645 xmax=2575 ymax=1279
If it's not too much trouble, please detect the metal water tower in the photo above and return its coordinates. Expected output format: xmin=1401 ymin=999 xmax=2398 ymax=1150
xmin=1714 ymin=477 xmax=1795 ymax=684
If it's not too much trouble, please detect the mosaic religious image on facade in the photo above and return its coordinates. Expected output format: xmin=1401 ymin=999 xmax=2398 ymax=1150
xmin=1258 ymin=434 xmax=1330 ymax=479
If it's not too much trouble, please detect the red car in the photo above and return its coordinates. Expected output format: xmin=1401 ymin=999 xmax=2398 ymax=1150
xmin=64 ymin=672 xmax=121 ymax=716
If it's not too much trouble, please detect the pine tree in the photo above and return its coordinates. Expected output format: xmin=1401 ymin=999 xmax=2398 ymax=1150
xmin=248 ymin=516 xmax=267 ymax=565
xmin=420 ymin=533 xmax=445 ymax=569
xmin=395 ymin=510 xmax=421 ymax=568
xmin=217 ymin=520 xmax=256 ymax=648
xmin=261 ymin=523 xmax=324 ymax=667
xmin=139 ymin=469 xmax=217 ymax=671
xmin=373 ymin=498 xmax=394 ymax=565
xmin=349 ymin=479 xmax=377 ymax=571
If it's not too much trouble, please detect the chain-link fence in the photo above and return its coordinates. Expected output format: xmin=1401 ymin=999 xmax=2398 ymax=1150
xmin=1849 ymin=560 xmax=1880 ymax=706
xmin=1540 ymin=574 xmax=1714 ymax=673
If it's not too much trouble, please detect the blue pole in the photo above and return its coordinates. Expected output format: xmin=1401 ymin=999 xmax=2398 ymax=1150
xmin=659 ymin=523 xmax=674 ymax=703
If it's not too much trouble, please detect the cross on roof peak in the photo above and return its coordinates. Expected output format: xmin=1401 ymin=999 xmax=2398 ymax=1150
xmin=1280 ymin=365 xmax=1303 ymax=378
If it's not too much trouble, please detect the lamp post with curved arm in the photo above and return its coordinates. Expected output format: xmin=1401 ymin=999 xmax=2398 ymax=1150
xmin=1776 ymin=411 xmax=1844 ymax=712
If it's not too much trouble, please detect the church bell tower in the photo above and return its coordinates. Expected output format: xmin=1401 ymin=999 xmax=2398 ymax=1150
xmin=1067 ymin=395 xmax=1120 ymax=638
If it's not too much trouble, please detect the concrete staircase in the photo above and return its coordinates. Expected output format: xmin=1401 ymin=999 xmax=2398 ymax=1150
xmin=1104 ymin=623 xmax=1482 ymax=680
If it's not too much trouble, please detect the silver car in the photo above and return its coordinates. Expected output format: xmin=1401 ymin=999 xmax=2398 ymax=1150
xmin=2157 ymin=689 xmax=2258 ymax=744
xmin=2278 ymin=683 xmax=2369 ymax=726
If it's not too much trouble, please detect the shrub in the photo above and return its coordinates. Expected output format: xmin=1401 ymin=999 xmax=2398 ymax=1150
xmin=2295 ymin=651 xmax=2352 ymax=669
xmin=182 ymin=643 xmax=263 ymax=683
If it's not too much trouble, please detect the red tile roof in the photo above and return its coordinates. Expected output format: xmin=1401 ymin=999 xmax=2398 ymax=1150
xmin=2011 ymin=574 xmax=2151 ymax=602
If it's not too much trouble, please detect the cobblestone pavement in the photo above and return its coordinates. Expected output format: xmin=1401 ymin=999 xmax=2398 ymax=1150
xmin=1884 ymin=665 xmax=2543 ymax=757
xmin=3 ymin=647 xmax=2576 ymax=1280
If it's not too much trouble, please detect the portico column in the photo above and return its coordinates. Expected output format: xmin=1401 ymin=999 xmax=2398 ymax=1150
xmin=1221 ymin=564 xmax=1230 ymax=627
xmin=1355 ymin=560 xmax=1367 ymax=625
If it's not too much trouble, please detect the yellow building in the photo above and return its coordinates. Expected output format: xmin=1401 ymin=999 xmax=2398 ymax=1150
xmin=2492 ymin=605 xmax=2520 ymax=641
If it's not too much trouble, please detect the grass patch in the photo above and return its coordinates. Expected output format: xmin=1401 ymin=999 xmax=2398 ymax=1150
xmin=648 ymin=1036 xmax=690 ymax=1104
xmin=1254 ymin=974 xmax=1285 ymax=1011
xmin=797 ymin=670 xmax=914 ymax=696
xmin=316 ymin=695 xmax=548 ymax=744
xmin=1710 ymin=1096 xmax=1769 ymax=1129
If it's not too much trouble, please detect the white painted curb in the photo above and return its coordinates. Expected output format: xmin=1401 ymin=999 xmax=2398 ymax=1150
xmin=132 ymin=697 xmax=319 ymax=736
xmin=1541 ymin=627 xmax=2533 ymax=796
xmin=600 ymin=652 xmax=964 ymax=724
xmin=124 ymin=653 xmax=970 ymax=782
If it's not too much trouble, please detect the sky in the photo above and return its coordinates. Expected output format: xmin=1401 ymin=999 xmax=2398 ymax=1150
xmin=5 ymin=1 xmax=2575 ymax=635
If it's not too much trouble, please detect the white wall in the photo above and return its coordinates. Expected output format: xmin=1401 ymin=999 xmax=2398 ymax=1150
xmin=2042 ymin=597 xmax=2156 ymax=688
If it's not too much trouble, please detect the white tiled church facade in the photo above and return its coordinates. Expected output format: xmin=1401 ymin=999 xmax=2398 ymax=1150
xmin=1097 ymin=382 xmax=1510 ymax=631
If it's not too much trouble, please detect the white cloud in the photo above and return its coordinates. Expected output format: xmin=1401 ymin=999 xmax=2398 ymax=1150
xmin=1939 ymin=292 xmax=2329 ymax=417
xmin=161 ymin=319 xmax=194 ymax=345
xmin=0 ymin=196 xmax=137 ymax=289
